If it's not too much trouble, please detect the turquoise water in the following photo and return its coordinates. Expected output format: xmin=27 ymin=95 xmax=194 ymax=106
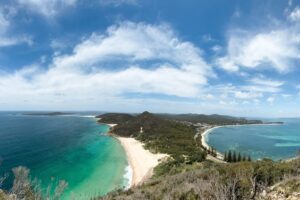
xmin=0 ymin=112 xmax=129 ymax=199
xmin=206 ymin=118 xmax=300 ymax=160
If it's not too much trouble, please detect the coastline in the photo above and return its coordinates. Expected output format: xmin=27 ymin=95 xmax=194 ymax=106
xmin=115 ymin=136 xmax=168 ymax=188
xmin=201 ymin=126 xmax=225 ymax=160
xmin=201 ymin=123 xmax=285 ymax=161
xmin=104 ymin=123 xmax=168 ymax=188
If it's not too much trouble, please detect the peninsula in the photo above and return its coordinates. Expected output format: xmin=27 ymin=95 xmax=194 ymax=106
xmin=96 ymin=112 xmax=297 ymax=200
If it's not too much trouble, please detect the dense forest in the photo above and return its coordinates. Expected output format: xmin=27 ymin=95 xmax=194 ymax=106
xmin=97 ymin=111 xmax=206 ymax=162
xmin=97 ymin=112 xmax=264 ymax=126
xmin=156 ymin=113 xmax=263 ymax=125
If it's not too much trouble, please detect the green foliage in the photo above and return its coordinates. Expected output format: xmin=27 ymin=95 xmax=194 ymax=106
xmin=224 ymin=151 xmax=228 ymax=161
xmin=224 ymin=150 xmax=251 ymax=163
xmin=237 ymin=152 xmax=241 ymax=162
xmin=242 ymin=154 xmax=247 ymax=161
xmin=247 ymin=155 xmax=252 ymax=162
xmin=98 ymin=111 xmax=207 ymax=165
xmin=227 ymin=150 xmax=232 ymax=162
xmin=232 ymin=151 xmax=237 ymax=162
xmin=156 ymin=113 xmax=263 ymax=125
xmin=101 ymin=158 xmax=300 ymax=200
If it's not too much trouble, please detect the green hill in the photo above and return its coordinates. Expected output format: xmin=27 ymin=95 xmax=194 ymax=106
xmin=157 ymin=113 xmax=263 ymax=125
xmin=97 ymin=111 xmax=206 ymax=161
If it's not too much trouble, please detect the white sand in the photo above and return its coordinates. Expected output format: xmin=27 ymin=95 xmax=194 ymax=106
xmin=107 ymin=124 xmax=117 ymax=128
xmin=201 ymin=126 xmax=224 ymax=160
xmin=116 ymin=137 xmax=168 ymax=187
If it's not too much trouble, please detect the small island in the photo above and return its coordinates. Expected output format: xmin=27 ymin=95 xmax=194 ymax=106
xmin=23 ymin=112 xmax=74 ymax=116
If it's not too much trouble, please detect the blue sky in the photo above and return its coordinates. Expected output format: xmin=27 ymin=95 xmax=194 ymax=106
xmin=1 ymin=0 xmax=300 ymax=117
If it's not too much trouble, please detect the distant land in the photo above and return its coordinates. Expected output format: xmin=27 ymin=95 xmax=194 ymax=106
xmin=23 ymin=112 xmax=74 ymax=116
xmin=96 ymin=112 xmax=283 ymax=125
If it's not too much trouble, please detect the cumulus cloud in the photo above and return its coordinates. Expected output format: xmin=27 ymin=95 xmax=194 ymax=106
xmin=17 ymin=0 xmax=77 ymax=17
xmin=0 ymin=22 xmax=213 ymax=109
xmin=216 ymin=29 xmax=300 ymax=73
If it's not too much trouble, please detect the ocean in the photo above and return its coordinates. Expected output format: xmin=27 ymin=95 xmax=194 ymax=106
xmin=0 ymin=112 xmax=129 ymax=199
xmin=206 ymin=118 xmax=300 ymax=160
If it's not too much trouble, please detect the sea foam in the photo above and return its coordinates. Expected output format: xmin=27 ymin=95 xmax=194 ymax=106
xmin=123 ymin=165 xmax=133 ymax=189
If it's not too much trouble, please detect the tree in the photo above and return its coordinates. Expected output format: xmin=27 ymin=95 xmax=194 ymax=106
xmin=224 ymin=151 xmax=228 ymax=162
xmin=228 ymin=151 xmax=232 ymax=162
xmin=211 ymin=147 xmax=216 ymax=157
xmin=232 ymin=151 xmax=237 ymax=162
xmin=237 ymin=152 xmax=242 ymax=162
xmin=247 ymin=155 xmax=252 ymax=162
xmin=242 ymin=154 xmax=247 ymax=162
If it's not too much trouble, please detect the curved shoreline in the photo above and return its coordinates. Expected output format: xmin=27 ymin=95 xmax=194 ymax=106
xmin=104 ymin=124 xmax=168 ymax=188
xmin=201 ymin=123 xmax=298 ymax=162
xmin=201 ymin=126 xmax=225 ymax=160
xmin=115 ymin=136 xmax=168 ymax=188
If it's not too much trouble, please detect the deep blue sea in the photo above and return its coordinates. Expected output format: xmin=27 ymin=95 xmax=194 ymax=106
xmin=0 ymin=112 xmax=129 ymax=199
xmin=206 ymin=118 xmax=300 ymax=160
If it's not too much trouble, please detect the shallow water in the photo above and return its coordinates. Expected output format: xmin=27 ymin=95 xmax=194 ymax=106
xmin=206 ymin=118 xmax=300 ymax=160
xmin=0 ymin=112 xmax=129 ymax=199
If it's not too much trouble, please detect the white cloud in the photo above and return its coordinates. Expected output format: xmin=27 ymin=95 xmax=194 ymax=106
xmin=211 ymin=45 xmax=222 ymax=53
xmin=288 ymin=7 xmax=300 ymax=21
xmin=0 ymin=22 xmax=213 ymax=109
xmin=0 ymin=9 xmax=32 ymax=47
xmin=17 ymin=0 xmax=77 ymax=17
xmin=203 ymin=93 xmax=214 ymax=100
xmin=0 ymin=12 xmax=10 ymax=34
xmin=250 ymin=77 xmax=284 ymax=87
xmin=99 ymin=0 xmax=138 ymax=6
xmin=0 ymin=36 xmax=32 ymax=47
xmin=267 ymin=97 xmax=275 ymax=104
xmin=217 ymin=29 xmax=300 ymax=73
xmin=206 ymin=78 xmax=282 ymax=102
xmin=234 ymin=91 xmax=263 ymax=99
xmin=241 ymin=85 xmax=280 ymax=93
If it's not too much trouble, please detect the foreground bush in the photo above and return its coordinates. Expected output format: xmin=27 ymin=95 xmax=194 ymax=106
xmin=100 ymin=158 xmax=300 ymax=200
xmin=0 ymin=166 xmax=67 ymax=200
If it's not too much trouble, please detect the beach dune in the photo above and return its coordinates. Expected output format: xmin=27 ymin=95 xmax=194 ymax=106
xmin=116 ymin=137 xmax=168 ymax=187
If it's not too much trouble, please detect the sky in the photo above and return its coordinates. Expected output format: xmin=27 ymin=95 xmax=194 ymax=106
xmin=0 ymin=0 xmax=300 ymax=117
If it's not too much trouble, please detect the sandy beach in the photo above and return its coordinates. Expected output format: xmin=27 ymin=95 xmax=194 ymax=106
xmin=201 ymin=126 xmax=225 ymax=160
xmin=116 ymin=137 xmax=168 ymax=187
